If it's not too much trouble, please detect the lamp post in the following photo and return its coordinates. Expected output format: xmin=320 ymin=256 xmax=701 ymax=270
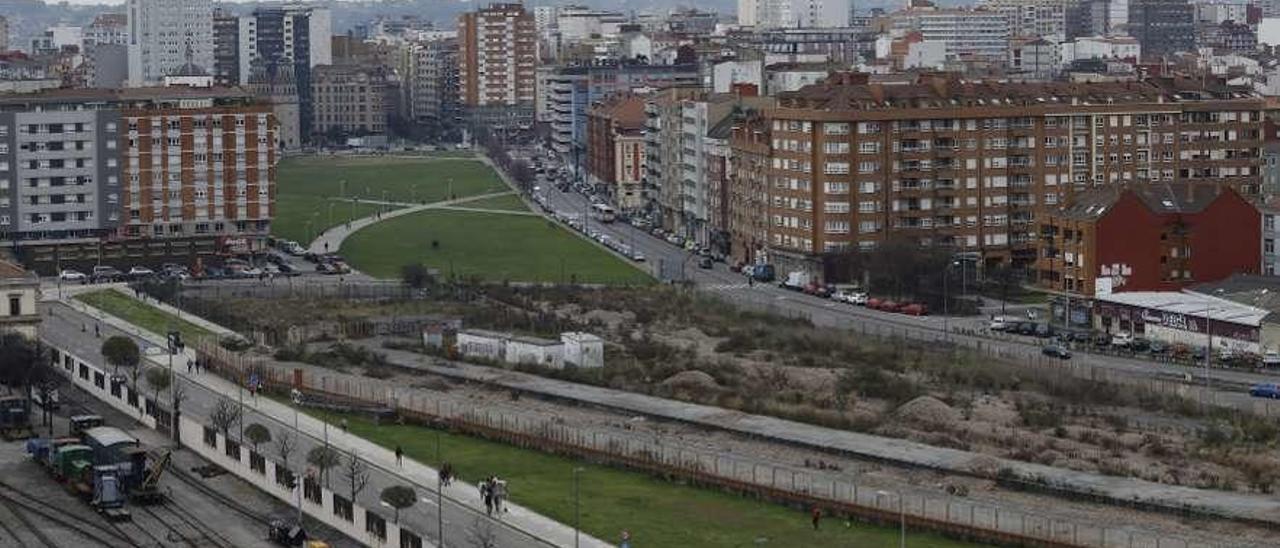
xmin=436 ymin=429 xmax=444 ymax=547
xmin=573 ymin=467 xmax=584 ymax=548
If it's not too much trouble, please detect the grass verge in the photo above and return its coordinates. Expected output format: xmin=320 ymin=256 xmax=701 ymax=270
xmin=75 ymin=289 xmax=216 ymax=344
xmin=313 ymin=411 xmax=973 ymax=548
xmin=342 ymin=209 xmax=652 ymax=285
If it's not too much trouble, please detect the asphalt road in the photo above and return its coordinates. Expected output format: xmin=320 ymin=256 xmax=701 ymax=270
xmin=532 ymin=183 xmax=1280 ymax=414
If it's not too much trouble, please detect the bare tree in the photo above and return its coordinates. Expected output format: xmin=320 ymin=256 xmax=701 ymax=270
xmin=307 ymin=445 xmax=341 ymax=489
xmin=210 ymin=397 xmax=241 ymax=439
xmin=343 ymin=450 xmax=370 ymax=502
xmin=275 ymin=431 xmax=295 ymax=468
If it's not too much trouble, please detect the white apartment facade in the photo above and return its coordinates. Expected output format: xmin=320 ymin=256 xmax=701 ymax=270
xmin=740 ymin=0 xmax=855 ymax=29
xmin=127 ymin=0 xmax=215 ymax=86
xmin=892 ymin=8 xmax=1012 ymax=61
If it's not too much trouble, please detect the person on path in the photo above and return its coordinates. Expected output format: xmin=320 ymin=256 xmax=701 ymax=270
xmin=395 ymin=445 xmax=403 ymax=467
xmin=481 ymin=480 xmax=494 ymax=515
xmin=340 ymin=418 xmax=348 ymax=432
xmin=811 ymin=506 xmax=821 ymax=530
xmin=186 ymin=358 xmax=193 ymax=373
xmin=94 ymin=323 xmax=100 ymax=338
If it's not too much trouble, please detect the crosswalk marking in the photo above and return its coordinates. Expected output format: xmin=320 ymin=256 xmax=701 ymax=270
xmin=701 ymin=283 xmax=752 ymax=292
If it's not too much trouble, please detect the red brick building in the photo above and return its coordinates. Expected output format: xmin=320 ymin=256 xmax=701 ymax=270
xmin=1037 ymin=182 xmax=1260 ymax=295
xmin=586 ymin=94 xmax=646 ymax=210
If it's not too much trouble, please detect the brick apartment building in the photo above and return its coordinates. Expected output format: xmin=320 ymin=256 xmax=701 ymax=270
xmin=586 ymin=94 xmax=646 ymax=211
xmin=1036 ymin=183 xmax=1259 ymax=295
xmin=727 ymin=72 xmax=1264 ymax=278
xmin=0 ymin=87 xmax=276 ymax=273
xmin=311 ymin=64 xmax=393 ymax=138
xmin=458 ymin=3 xmax=537 ymax=130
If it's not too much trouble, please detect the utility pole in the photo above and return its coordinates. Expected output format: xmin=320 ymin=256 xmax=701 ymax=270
xmin=436 ymin=429 xmax=444 ymax=548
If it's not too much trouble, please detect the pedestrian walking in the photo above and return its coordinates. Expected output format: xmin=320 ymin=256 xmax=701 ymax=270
xmin=186 ymin=358 xmax=193 ymax=373
xmin=481 ymin=480 xmax=494 ymax=515
xmin=395 ymin=445 xmax=403 ymax=467
xmin=94 ymin=323 xmax=100 ymax=337
xmin=493 ymin=477 xmax=508 ymax=514
xmin=340 ymin=418 xmax=348 ymax=432
xmin=811 ymin=506 xmax=821 ymax=530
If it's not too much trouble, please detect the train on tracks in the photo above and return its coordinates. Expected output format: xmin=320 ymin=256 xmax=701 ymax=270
xmin=24 ymin=415 xmax=169 ymax=521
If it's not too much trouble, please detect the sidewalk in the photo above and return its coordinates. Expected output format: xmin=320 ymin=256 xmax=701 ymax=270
xmin=308 ymin=191 xmax=516 ymax=255
xmin=62 ymin=293 xmax=612 ymax=548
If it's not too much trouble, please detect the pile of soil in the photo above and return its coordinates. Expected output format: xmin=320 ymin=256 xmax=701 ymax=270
xmin=894 ymin=396 xmax=960 ymax=427
xmin=661 ymin=370 xmax=721 ymax=394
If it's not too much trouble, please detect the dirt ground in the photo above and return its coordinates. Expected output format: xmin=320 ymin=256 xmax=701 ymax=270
xmin=339 ymin=348 xmax=1274 ymax=547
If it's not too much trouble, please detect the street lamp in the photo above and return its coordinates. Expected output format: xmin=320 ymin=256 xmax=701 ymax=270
xmin=573 ymin=467 xmax=585 ymax=548
xmin=436 ymin=429 xmax=444 ymax=547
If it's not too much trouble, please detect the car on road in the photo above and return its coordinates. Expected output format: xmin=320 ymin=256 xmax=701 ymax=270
xmin=988 ymin=316 xmax=1011 ymax=331
xmin=1263 ymin=351 xmax=1280 ymax=368
xmin=1249 ymin=383 xmax=1280 ymax=399
xmin=1042 ymin=344 xmax=1072 ymax=360
xmin=698 ymin=257 xmax=713 ymax=269
xmin=91 ymin=265 xmax=123 ymax=282
xmin=59 ymin=269 xmax=87 ymax=282
xmin=1111 ymin=331 xmax=1134 ymax=348
xmin=128 ymin=266 xmax=155 ymax=279
xmin=277 ymin=262 xmax=301 ymax=276
xmin=631 ymin=252 xmax=646 ymax=262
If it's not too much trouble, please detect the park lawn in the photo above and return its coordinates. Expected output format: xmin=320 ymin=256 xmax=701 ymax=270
xmin=273 ymin=156 xmax=507 ymax=244
xmin=341 ymin=209 xmax=652 ymax=285
xmin=271 ymin=194 xmax=390 ymax=245
xmin=75 ymin=289 xmax=216 ymax=344
xmin=319 ymin=412 xmax=974 ymax=548
xmin=454 ymin=193 xmax=528 ymax=212
xmin=277 ymin=156 xmax=506 ymax=204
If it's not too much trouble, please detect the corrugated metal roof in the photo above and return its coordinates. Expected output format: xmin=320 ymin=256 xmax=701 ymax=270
xmin=1098 ymin=291 xmax=1269 ymax=326
xmin=82 ymin=426 xmax=137 ymax=448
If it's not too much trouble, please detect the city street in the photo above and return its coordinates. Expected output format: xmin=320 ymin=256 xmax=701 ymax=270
xmin=532 ymin=181 xmax=1280 ymax=413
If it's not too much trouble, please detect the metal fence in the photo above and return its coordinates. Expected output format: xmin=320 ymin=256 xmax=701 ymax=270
xmin=196 ymin=344 xmax=1234 ymax=548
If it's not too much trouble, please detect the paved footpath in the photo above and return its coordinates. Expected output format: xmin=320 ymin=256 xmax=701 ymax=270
xmin=308 ymin=191 xmax=516 ymax=255
xmin=53 ymin=289 xmax=612 ymax=548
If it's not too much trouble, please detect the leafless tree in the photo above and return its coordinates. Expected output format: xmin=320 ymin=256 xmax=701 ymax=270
xmin=343 ymin=449 xmax=370 ymax=502
xmin=210 ymin=397 xmax=241 ymax=439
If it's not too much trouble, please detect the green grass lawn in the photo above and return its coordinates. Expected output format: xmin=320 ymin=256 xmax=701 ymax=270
xmin=341 ymin=209 xmax=652 ymax=285
xmin=454 ymin=193 xmax=528 ymax=212
xmin=271 ymin=194 xmax=389 ymax=245
xmin=273 ymin=156 xmax=507 ymax=244
xmin=75 ymin=289 xmax=216 ymax=344
xmin=320 ymin=412 xmax=974 ymax=548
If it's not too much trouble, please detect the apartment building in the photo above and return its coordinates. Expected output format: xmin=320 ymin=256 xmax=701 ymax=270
xmin=85 ymin=14 xmax=129 ymax=47
xmin=0 ymin=15 xmax=8 ymax=52
xmin=728 ymin=73 xmax=1264 ymax=278
xmin=544 ymin=62 xmax=700 ymax=176
xmin=403 ymin=37 xmax=460 ymax=127
xmin=127 ymin=0 xmax=215 ymax=86
xmin=739 ymin=0 xmax=854 ymax=29
xmin=1036 ymin=183 xmax=1258 ymax=295
xmin=311 ymin=65 xmax=393 ymax=138
xmin=645 ymin=87 xmax=707 ymax=235
xmin=458 ymin=3 xmax=537 ymax=129
xmin=977 ymin=0 xmax=1068 ymax=40
xmin=0 ymin=260 xmax=40 ymax=339
xmin=0 ymin=87 xmax=276 ymax=271
xmin=1128 ymin=0 xmax=1196 ymax=57
xmin=891 ymin=8 xmax=1012 ymax=61
xmin=587 ymin=94 xmax=647 ymax=210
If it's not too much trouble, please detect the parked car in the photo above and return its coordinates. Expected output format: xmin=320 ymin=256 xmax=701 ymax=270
xmin=277 ymin=262 xmax=301 ymax=276
xmin=1042 ymin=344 xmax=1072 ymax=360
xmin=848 ymin=292 xmax=869 ymax=305
xmin=988 ymin=316 xmax=1011 ymax=331
xmin=1148 ymin=340 xmax=1168 ymax=355
xmin=899 ymin=303 xmax=928 ymax=316
xmin=1130 ymin=338 xmax=1151 ymax=352
xmin=698 ymin=257 xmax=713 ymax=269
xmin=631 ymin=252 xmax=646 ymax=262
xmin=91 ymin=265 xmax=123 ymax=282
xmin=128 ymin=266 xmax=155 ymax=279
xmin=59 ymin=269 xmax=87 ymax=282
xmin=1034 ymin=323 xmax=1053 ymax=338
xmin=1249 ymin=383 xmax=1280 ymax=399
xmin=1263 ymin=351 xmax=1280 ymax=368
xmin=316 ymin=262 xmax=338 ymax=274
xmin=1111 ymin=332 xmax=1134 ymax=348
xmin=1015 ymin=322 xmax=1039 ymax=336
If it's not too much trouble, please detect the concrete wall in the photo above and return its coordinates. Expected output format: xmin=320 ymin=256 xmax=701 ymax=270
xmin=44 ymin=337 xmax=421 ymax=548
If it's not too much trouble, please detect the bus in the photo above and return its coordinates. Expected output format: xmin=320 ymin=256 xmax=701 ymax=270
xmin=590 ymin=203 xmax=616 ymax=223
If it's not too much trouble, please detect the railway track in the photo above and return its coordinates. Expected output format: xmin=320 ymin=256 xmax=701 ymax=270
xmin=0 ymin=480 xmax=129 ymax=547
